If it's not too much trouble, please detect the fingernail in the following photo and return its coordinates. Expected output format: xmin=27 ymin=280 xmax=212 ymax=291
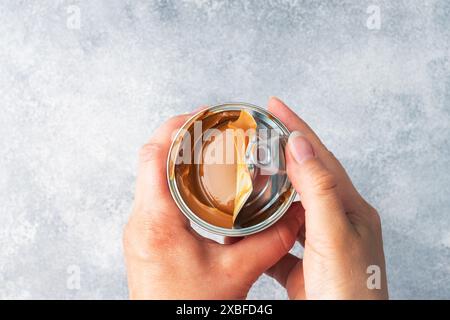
xmin=288 ymin=131 xmax=315 ymax=164
xmin=269 ymin=96 xmax=283 ymax=103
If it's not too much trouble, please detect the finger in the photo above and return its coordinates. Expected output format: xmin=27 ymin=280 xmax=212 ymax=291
xmin=268 ymin=97 xmax=328 ymax=154
xmin=133 ymin=114 xmax=191 ymax=227
xmin=224 ymin=202 xmax=304 ymax=275
xmin=225 ymin=202 xmax=304 ymax=245
xmin=265 ymin=253 xmax=305 ymax=299
xmin=265 ymin=253 xmax=299 ymax=287
xmin=292 ymin=201 xmax=306 ymax=246
xmin=223 ymin=236 xmax=243 ymax=245
xmin=286 ymin=131 xmax=354 ymax=239
xmin=268 ymin=97 xmax=363 ymax=211
xmin=294 ymin=201 xmax=306 ymax=247
xmin=297 ymin=223 xmax=306 ymax=247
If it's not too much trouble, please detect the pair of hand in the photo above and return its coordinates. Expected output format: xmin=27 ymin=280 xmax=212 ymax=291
xmin=123 ymin=97 xmax=388 ymax=299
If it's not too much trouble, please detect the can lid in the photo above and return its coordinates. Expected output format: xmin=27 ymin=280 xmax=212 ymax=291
xmin=234 ymin=108 xmax=291 ymax=228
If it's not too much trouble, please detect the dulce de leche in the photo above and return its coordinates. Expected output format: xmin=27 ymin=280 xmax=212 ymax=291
xmin=168 ymin=103 xmax=295 ymax=235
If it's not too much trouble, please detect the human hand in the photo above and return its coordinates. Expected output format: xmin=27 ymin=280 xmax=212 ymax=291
xmin=123 ymin=112 xmax=303 ymax=299
xmin=266 ymin=97 xmax=388 ymax=299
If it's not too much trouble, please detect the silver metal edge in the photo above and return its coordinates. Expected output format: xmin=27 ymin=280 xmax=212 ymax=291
xmin=166 ymin=102 xmax=297 ymax=237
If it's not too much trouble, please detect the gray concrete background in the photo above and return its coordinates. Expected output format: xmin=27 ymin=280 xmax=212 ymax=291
xmin=0 ymin=0 xmax=449 ymax=299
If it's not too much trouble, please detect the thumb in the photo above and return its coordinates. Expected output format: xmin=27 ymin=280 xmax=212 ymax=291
xmin=286 ymin=131 xmax=352 ymax=239
xmin=223 ymin=202 xmax=304 ymax=277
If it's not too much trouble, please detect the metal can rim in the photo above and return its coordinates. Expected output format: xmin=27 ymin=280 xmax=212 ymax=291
xmin=166 ymin=102 xmax=297 ymax=237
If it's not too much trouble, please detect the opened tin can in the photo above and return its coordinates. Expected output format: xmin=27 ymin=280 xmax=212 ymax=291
xmin=167 ymin=102 xmax=296 ymax=236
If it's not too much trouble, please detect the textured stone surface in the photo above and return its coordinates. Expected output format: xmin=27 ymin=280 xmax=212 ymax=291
xmin=0 ymin=0 xmax=449 ymax=299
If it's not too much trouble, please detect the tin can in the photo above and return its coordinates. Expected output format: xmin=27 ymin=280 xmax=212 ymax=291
xmin=167 ymin=102 xmax=296 ymax=236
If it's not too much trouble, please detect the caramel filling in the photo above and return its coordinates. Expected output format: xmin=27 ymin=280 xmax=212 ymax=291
xmin=174 ymin=110 xmax=256 ymax=228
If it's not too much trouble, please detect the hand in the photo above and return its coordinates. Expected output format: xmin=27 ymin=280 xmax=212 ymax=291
xmin=123 ymin=112 xmax=303 ymax=299
xmin=266 ymin=97 xmax=388 ymax=299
